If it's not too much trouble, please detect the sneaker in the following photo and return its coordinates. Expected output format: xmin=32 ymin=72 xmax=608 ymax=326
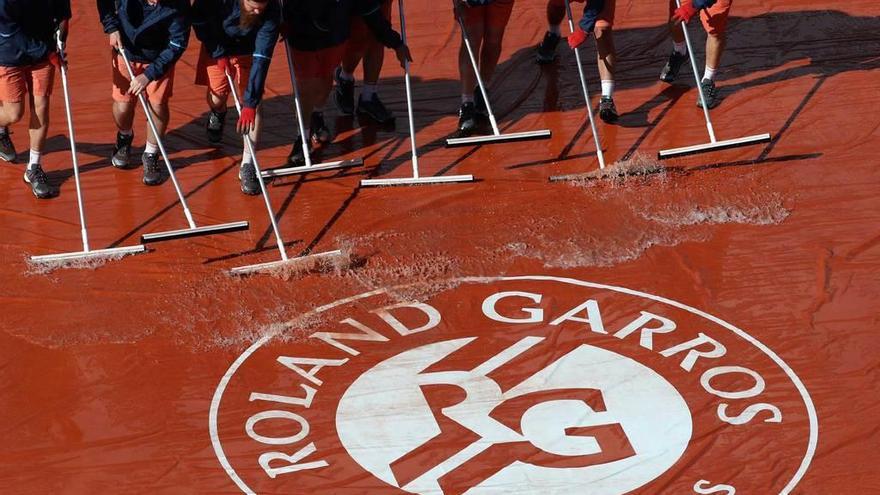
xmin=457 ymin=102 xmax=478 ymax=136
xmin=0 ymin=131 xmax=15 ymax=162
xmin=536 ymin=31 xmax=561 ymax=64
xmin=473 ymin=85 xmax=489 ymax=118
xmin=111 ymin=132 xmax=135 ymax=169
xmin=207 ymin=110 xmax=226 ymax=144
xmin=309 ymin=111 xmax=332 ymax=145
xmin=660 ymin=50 xmax=688 ymax=83
xmin=356 ymin=94 xmax=395 ymax=125
xmin=287 ymin=137 xmax=313 ymax=167
xmin=333 ymin=67 xmax=356 ymax=115
xmin=23 ymin=164 xmax=54 ymax=199
xmin=142 ymin=152 xmax=165 ymax=186
xmin=238 ymin=161 xmax=261 ymax=196
xmin=697 ymin=79 xmax=720 ymax=109
xmin=598 ymin=96 xmax=619 ymax=123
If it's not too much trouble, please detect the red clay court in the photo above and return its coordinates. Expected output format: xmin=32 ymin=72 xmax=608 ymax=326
xmin=1 ymin=1 xmax=878 ymax=493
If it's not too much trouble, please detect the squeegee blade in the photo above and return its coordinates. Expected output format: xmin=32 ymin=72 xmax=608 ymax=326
xmin=446 ymin=129 xmax=552 ymax=148
xmin=658 ymin=133 xmax=772 ymax=160
xmin=141 ymin=221 xmax=250 ymax=244
xmin=361 ymin=175 xmax=475 ymax=187
xmin=29 ymin=245 xmax=147 ymax=263
xmin=261 ymin=158 xmax=363 ymax=179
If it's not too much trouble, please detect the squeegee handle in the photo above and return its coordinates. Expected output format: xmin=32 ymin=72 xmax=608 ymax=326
xmin=564 ymin=0 xmax=606 ymax=169
xmin=224 ymin=70 xmax=289 ymax=261
xmin=57 ymin=38 xmax=90 ymax=251
xmin=452 ymin=0 xmax=501 ymax=136
xmin=675 ymin=0 xmax=717 ymax=143
xmin=398 ymin=0 xmax=420 ymax=177
xmin=118 ymin=49 xmax=197 ymax=228
xmin=279 ymin=0 xmax=314 ymax=168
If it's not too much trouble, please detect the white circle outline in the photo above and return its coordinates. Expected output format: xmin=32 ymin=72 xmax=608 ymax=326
xmin=209 ymin=275 xmax=819 ymax=495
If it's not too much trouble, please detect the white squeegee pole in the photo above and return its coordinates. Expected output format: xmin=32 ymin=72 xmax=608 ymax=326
xmin=453 ymin=0 xmax=502 ymax=136
xmin=676 ymin=0 xmax=717 ymax=143
xmin=224 ymin=69 xmax=288 ymax=262
xmin=564 ymin=0 xmax=606 ymax=169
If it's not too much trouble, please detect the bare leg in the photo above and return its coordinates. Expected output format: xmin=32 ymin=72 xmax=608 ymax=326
xmin=112 ymin=100 xmax=136 ymax=132
xmin=705 ymin=33 xmax=725 ymax=72
xmin=459 ymin=12 xmax=485 ymax=95
xmin=0 ymin=101 xmax=25 ymax=127
xmin=144 ymin=101 xmax=169 ymax=146
xmin=546 ymin=0 xmax=565 ymax=26
xmin=479 ymin=23 xmax=507 ymax=84
xmin=595 ymin=26 xmax=616 ymax=83
xmin=207 ymin=90 xmax=228 ymax=113
xmin=28 ymin=95 xmax=50 ymax=153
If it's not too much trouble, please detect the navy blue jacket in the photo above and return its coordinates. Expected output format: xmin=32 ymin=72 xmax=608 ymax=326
xmin=282 ymin=0 xmax=402 ymax=52
xmin=191 ymin=0 xmax=280 ymax=108
xmin=0 ymin=0 xmax=70 ymax=67
xmin=97 ymin=0 xmax=190 ymax=81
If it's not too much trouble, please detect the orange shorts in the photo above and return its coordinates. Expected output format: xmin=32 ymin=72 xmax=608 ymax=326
xmin=348 ymin=0 xmax=393 ymax=47
xmin=0 ymin=60 xmax=55 ymax=103
xmin=111 ymin=52 xmax=175 ymax=105
xmin=195 ymin=46 xmax=252 ymax=99
xmin=458 ymin=0 xmax=516 ymax=32
xmin=291 ymin=45 xmax=346 ymax=81
xmin=670 ymin=0 xmax=732 ymax=35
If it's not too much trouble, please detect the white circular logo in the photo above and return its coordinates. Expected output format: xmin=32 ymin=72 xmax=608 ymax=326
xmin=338 ymin=339 xmax=692 ymax=494
xmin=211 ymin=276 xmax=817 ymax=495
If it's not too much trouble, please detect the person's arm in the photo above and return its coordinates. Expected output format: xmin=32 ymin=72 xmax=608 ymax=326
xmin=96 ymin=0 xmax=120 ymax=34
xmin=143 ymin=1 xmax=191 ymax=82
xmin=356 ymin=0 xmax=402 ymax=49
xmin=356 ymin=0 xmax=412 ymax=68
xmin=242 ymin=7 xmax=280 ymax=110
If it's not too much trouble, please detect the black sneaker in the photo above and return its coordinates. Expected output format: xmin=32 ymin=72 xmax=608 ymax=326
xmin=287 ymin=137 xmax=313 ymax=167
xmin=697 ymin=79 xmax=720 ymax=109
xmin=536 ymin=31 xmax=561 ymax=64
xmin=207 ymin=110 xmax=226 ymax=144
xmin=23 ymin=164 xmax=54 ymax=199
xmin=599 ymin=96 xmax=619 ymax=123
xmin=357 ymin=94 xmax=395 ymax=125
xmin=142 ymin=152 xmax=165 ymax=186
xmin=457 ymin=102 xmax=478 ymax=136
xmin=333 ymin=67 xmax=356 ymax=116
xmin=660 ymin=50 xmax=688 ymax=83
xmin=310 ymin=111 xmax=332 ymax=145
xmin=0 ymin=131 xmax=15 ymax=162
xmin=473 ymin=85 xmax=489 ymax=118
xmin=238 ymin=161 xmax=261 ymax=196
xmin=111 ymin=132 xmax=135 ymax=169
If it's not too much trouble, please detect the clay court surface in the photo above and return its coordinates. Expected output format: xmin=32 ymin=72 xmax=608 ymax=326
xmin=1 ymin=1 xmax=879 ymax=493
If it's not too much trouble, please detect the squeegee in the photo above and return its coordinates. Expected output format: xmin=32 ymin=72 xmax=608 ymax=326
xmin=30 ymin=38 xmax=146 ymax=264
xmin=118 ymin=50 xmax=249 ymax=243
xmin=261 ymin=7 xmax=362 ymax=179
xmin=445 ymin=0 xmax=551 ymax=148
xmin=361 ymin=0 xmax=474 ymax=187
xmin=549 ymin=0 xmax=607 ymax=183
xmin=222 ymin=70 xmax=342 ymax=275
xmin=658 ymin=0 xmax=770 ymax=160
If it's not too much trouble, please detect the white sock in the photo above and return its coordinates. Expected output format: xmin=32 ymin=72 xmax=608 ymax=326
xmin=29 ymin=149 xmax=41 ymax=166
xmin=461 ymin=93 xmax=474 ymax=104
xmin=145 ymin=141 xmax=159 ymax=154
xmin=548 ymin=24 xmax=561 ymax=35
xmin=361 ymin=83 xmax=378 ymax=99
xmin=0 ymin=126 xmax=7 ymax=136
xmin=241 ymin=146 xmax=252 ymax=165
xmin=601 ymin=80 xmax=614 ymax=98
xmin=703 ymin=65 xmax=717 ymax=81
xmin=119 ymin=128 xmax=133 ymax=136
xmin=673 ymin=41 xmax=687 ymax=55
xmin=338 ymin=69 xmax=355 ymax=82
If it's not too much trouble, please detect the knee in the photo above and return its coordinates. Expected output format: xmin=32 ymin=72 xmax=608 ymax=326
xmin=7 ymin=103 xmax=25 ymax=123
xmin=594 ymin=25 xmax=612 ymax=42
